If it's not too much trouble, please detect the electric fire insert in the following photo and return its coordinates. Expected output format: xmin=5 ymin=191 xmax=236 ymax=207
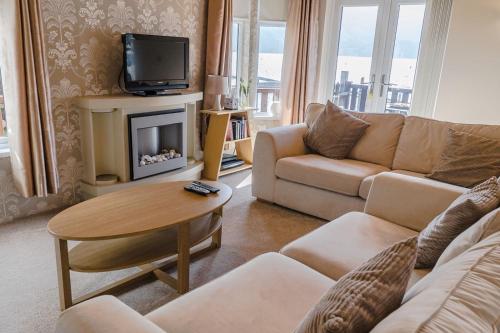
xmin=128 ymin=109 xmax=187 ymax=180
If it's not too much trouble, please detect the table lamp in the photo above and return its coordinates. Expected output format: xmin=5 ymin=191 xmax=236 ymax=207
xmin=206 ymin=75 xmax=229 ymax=111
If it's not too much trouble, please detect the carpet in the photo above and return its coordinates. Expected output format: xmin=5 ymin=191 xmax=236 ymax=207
xmin=0 ymin=171 xmax=324 ymax=333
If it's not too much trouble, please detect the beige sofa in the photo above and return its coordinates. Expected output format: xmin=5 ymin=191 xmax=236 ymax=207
xmin=55 ymin=173 xmax=500 ymax=333
xmin=252 ymin=103 xmax=500 ymax=220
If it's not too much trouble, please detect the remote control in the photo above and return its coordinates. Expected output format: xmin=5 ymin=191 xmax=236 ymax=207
xmin=193 ymin=181 xmax=220 ymax=193
xmin=184 ymin=184 xmax=210 ymax=196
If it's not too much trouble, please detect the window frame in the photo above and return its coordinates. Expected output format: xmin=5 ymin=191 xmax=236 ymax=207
xmin=0 ymin=84 xmax=8 ymax=158
xmin=232 ymin=19 xmax=246 ymax=101
xmin=318 ymin=0 xmax=452 ymax=117
xmin=255 ymin=20 xmax=287 ymax=117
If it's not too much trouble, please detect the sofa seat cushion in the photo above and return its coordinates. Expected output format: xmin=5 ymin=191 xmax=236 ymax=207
xmin=275 ymin=154 xmax=389 ymax=196
xmin=280 ymin=212 xmax=426 ymax=285
xmin=359 ymin=170 xmax=466 ymax=200
xmin=146 ymin=253 xmax=335 ymax=333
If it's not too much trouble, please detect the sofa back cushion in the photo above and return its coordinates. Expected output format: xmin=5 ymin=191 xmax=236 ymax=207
xmin=370 ymin=231 xmax=500 ymax=333
xmin=393 ymin=116 xmax=500 ymax=174
xmin=305 ymin=103 xmax=405 ymax=168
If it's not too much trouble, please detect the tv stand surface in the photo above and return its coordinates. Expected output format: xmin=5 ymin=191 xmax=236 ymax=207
xmin=133 ymin=91 xmax=183 ymax=97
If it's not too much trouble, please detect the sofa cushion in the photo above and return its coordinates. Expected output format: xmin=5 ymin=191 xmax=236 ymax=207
xmin=304 ymin=101 xmax=370 ymax=159
xmin=436 ymin=208 xmax=500 ymax=267
xmin=347 ymin=110 xmax=405 ymax=168
xmin=146 ymin=253 xmax=335 ymax=333
xmin=55 ymin=296 xmax=166 ymax=333
xmin=276 ymin=154 xmax=389 ymax=196
xmin=359 ymin=170 xmax=465 ymax=200
xmin=280 ymin=212 xmax=427 ymax=286
xmin=415 ymin=177 xmax=500 ymax=268
xmin=294 ymin=237 xmax=417 ymax=333
xmin=304 ymin=103 xmax=405 ymax=168
xmin=427 ymin=129 xmax=500 ymax=187
xmin=371 ymin=231 xmax=500 ymax=333
xmin=393 ymin=116 xmax=500 ymax=174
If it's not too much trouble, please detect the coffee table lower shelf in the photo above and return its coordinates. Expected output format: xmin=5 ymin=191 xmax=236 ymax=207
xmin=55 ymin=213 xmax=223 ymax=310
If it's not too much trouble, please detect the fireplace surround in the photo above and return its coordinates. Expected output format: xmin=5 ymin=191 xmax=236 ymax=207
xmin=75 ymin=92 xmax=204 ymax=198
xmin=128 ymin=109 xmax=187 ymax=180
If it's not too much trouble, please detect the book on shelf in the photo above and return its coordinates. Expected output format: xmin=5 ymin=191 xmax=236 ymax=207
xmin=227 ymin=116 xmax=248 ymax=141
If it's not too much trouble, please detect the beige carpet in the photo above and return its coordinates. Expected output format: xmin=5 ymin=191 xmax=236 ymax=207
xmin=0 ymin=171 xmax=324 ymax=333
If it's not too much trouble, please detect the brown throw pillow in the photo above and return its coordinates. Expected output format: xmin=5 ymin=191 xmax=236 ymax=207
xmin=304 ymin=101 xmax=370 ymax=159
xmin=427 ymin=129 xmax=500 ymax=187
xmin=415 ymin=177 xmax=499 ymax=269
xmin=294 ymin=237 xmax=417 ymax=333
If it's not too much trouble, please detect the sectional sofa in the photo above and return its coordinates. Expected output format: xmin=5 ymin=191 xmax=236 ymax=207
xmin=55 ymin=172 xmax=500 ymax=332
xmin=252 ymin=103 xmax=500 ymax=220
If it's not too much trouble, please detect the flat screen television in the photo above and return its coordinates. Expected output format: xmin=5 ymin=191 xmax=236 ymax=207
xmin=122 ymin=33 xmax=189 ymax=95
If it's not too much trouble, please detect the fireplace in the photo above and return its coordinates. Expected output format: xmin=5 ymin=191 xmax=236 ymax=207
xmin=128 ymin=109 xmax=187 ymax=180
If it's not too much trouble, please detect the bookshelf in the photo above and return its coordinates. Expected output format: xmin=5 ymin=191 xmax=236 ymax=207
xmin=201 ymin=108 xmax=255 ymax=180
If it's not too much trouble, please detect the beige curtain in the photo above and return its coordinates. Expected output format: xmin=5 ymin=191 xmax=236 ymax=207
xmin=280 ymin=0 xmax=320 ymax=125
xmin=0 ymin=0 xmax=59 ymax=198
xmin=203 ymin=0 xmax=233 ymax=109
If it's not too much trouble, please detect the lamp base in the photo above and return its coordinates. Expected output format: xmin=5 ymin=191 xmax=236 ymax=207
xmin=212 ymin=94 xmax=223 ymax=111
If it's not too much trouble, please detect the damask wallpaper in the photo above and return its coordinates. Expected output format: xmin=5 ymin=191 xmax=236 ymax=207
xmin=0 ymin=0 xmax=207 ymax=224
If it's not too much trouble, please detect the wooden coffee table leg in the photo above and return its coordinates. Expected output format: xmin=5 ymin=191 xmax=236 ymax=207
xmin=211 ymin=207 xmax=223 ymax=248
xmin=177 ymin=223 xmax=190 ymax=294
xmin=54 ymin=238 xmax=72 ymax=310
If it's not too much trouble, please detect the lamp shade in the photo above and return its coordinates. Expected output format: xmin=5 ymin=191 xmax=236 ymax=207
xmin=206 ymin=75 xmax=229 ymax=95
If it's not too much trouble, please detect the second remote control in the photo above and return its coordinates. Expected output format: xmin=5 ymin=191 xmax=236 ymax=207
xmin=184 ymin=184 xmax=210 ymax=195
xmin=193 ymin=181 xmax=220 ymax=193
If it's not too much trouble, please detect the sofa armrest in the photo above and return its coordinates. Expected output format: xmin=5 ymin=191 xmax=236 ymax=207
xmin=55 ymin=296 xmax=165 ymax=333
xmin=252 ymin=124 xmax=308 ymax=201
xmin=364 ymin=172 xmax=465 ymax=231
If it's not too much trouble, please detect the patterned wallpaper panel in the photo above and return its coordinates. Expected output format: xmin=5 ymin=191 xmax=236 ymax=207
xmin=0 ymin=0 xmax=207 ymax=224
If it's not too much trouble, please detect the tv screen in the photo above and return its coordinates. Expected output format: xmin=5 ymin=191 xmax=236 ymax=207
xmin=122 ymin=34 xmax=189 ymax=94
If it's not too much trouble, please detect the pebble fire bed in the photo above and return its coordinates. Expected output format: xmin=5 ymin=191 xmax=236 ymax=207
xmin=140 ymin=149 xmax=182 ymax=166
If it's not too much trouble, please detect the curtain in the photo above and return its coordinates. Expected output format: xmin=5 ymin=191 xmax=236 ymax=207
xmin=280 ymin=0 xmax=320 ymax=125
xmin=0 ymin=0 xmax=59 ymax=198
xmin=411 ymin=0 xmax=453 ymax=118
xmin=203 ymin=0 xmax=233 ymax=109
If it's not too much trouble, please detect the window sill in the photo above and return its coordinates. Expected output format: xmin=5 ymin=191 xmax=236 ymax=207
xmin=253 ymin=112 xmax=281 ymax=121
xmin=0 ymin=148 xmax=10 ymax=159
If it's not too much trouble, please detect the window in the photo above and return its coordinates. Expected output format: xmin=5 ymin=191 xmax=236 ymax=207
xmin=321 ymin=0 xmax=428 ymax=115
xmin=256 ymin=22 xmax=286 ymax=114
xmin=0 ymin=66 xmax=8 ymax=156
xmin=231 ymin=22 xmax=240 ymax=91
xmin=231 ymin=0 xmax=287 ymax=117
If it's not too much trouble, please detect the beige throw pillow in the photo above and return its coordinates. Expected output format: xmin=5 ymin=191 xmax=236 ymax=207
xmin=435 ymin=208 xmax=500 ymax=267
xmin=304 ymin=101 xmax=370 ymax=159
xmin=415 ymin=177 xmax=499 ymax=269
xmin=294 ymin=237 xmax=417 ymax=333
xmin=427 ymin=129 xmax=500 ymax=187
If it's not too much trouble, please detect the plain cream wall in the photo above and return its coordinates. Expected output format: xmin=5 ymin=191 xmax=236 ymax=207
xmin=434 ymin=0 xmax=500 ymax=124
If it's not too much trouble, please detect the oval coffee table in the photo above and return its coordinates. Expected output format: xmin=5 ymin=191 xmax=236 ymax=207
xmin=48 ymin=181 xmax=232 ymax=310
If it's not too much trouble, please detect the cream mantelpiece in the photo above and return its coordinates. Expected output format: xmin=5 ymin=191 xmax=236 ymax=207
xmin=74 ymin=92 xmax=204 ymax=198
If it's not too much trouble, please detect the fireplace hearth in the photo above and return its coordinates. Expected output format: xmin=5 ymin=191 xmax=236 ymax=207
xmin=129 ymin=109 xmax=187 ymax=180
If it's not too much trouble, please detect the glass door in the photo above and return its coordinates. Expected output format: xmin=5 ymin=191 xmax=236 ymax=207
xmin=377 ymin=1 xmax=426 ymax=114
xmin=332 ymin=3 xmax=383 ymax=112
xmin=329 ymin=0 xmax=426 ymax=114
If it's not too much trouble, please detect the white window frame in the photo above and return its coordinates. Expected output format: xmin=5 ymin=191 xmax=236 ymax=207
xmin=232 ymin=19 xmax=246 ymax=97
xmin=318 ymin=0 xmax=451 ymax=116
xmin=255 ymin=20 xmax=286 ymax=117
xmin=0 ymin=136 xmax=9 ymax=158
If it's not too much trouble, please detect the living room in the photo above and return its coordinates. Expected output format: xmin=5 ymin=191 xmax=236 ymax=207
xmin=0 ymin=0 xmax=499 ymax=332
